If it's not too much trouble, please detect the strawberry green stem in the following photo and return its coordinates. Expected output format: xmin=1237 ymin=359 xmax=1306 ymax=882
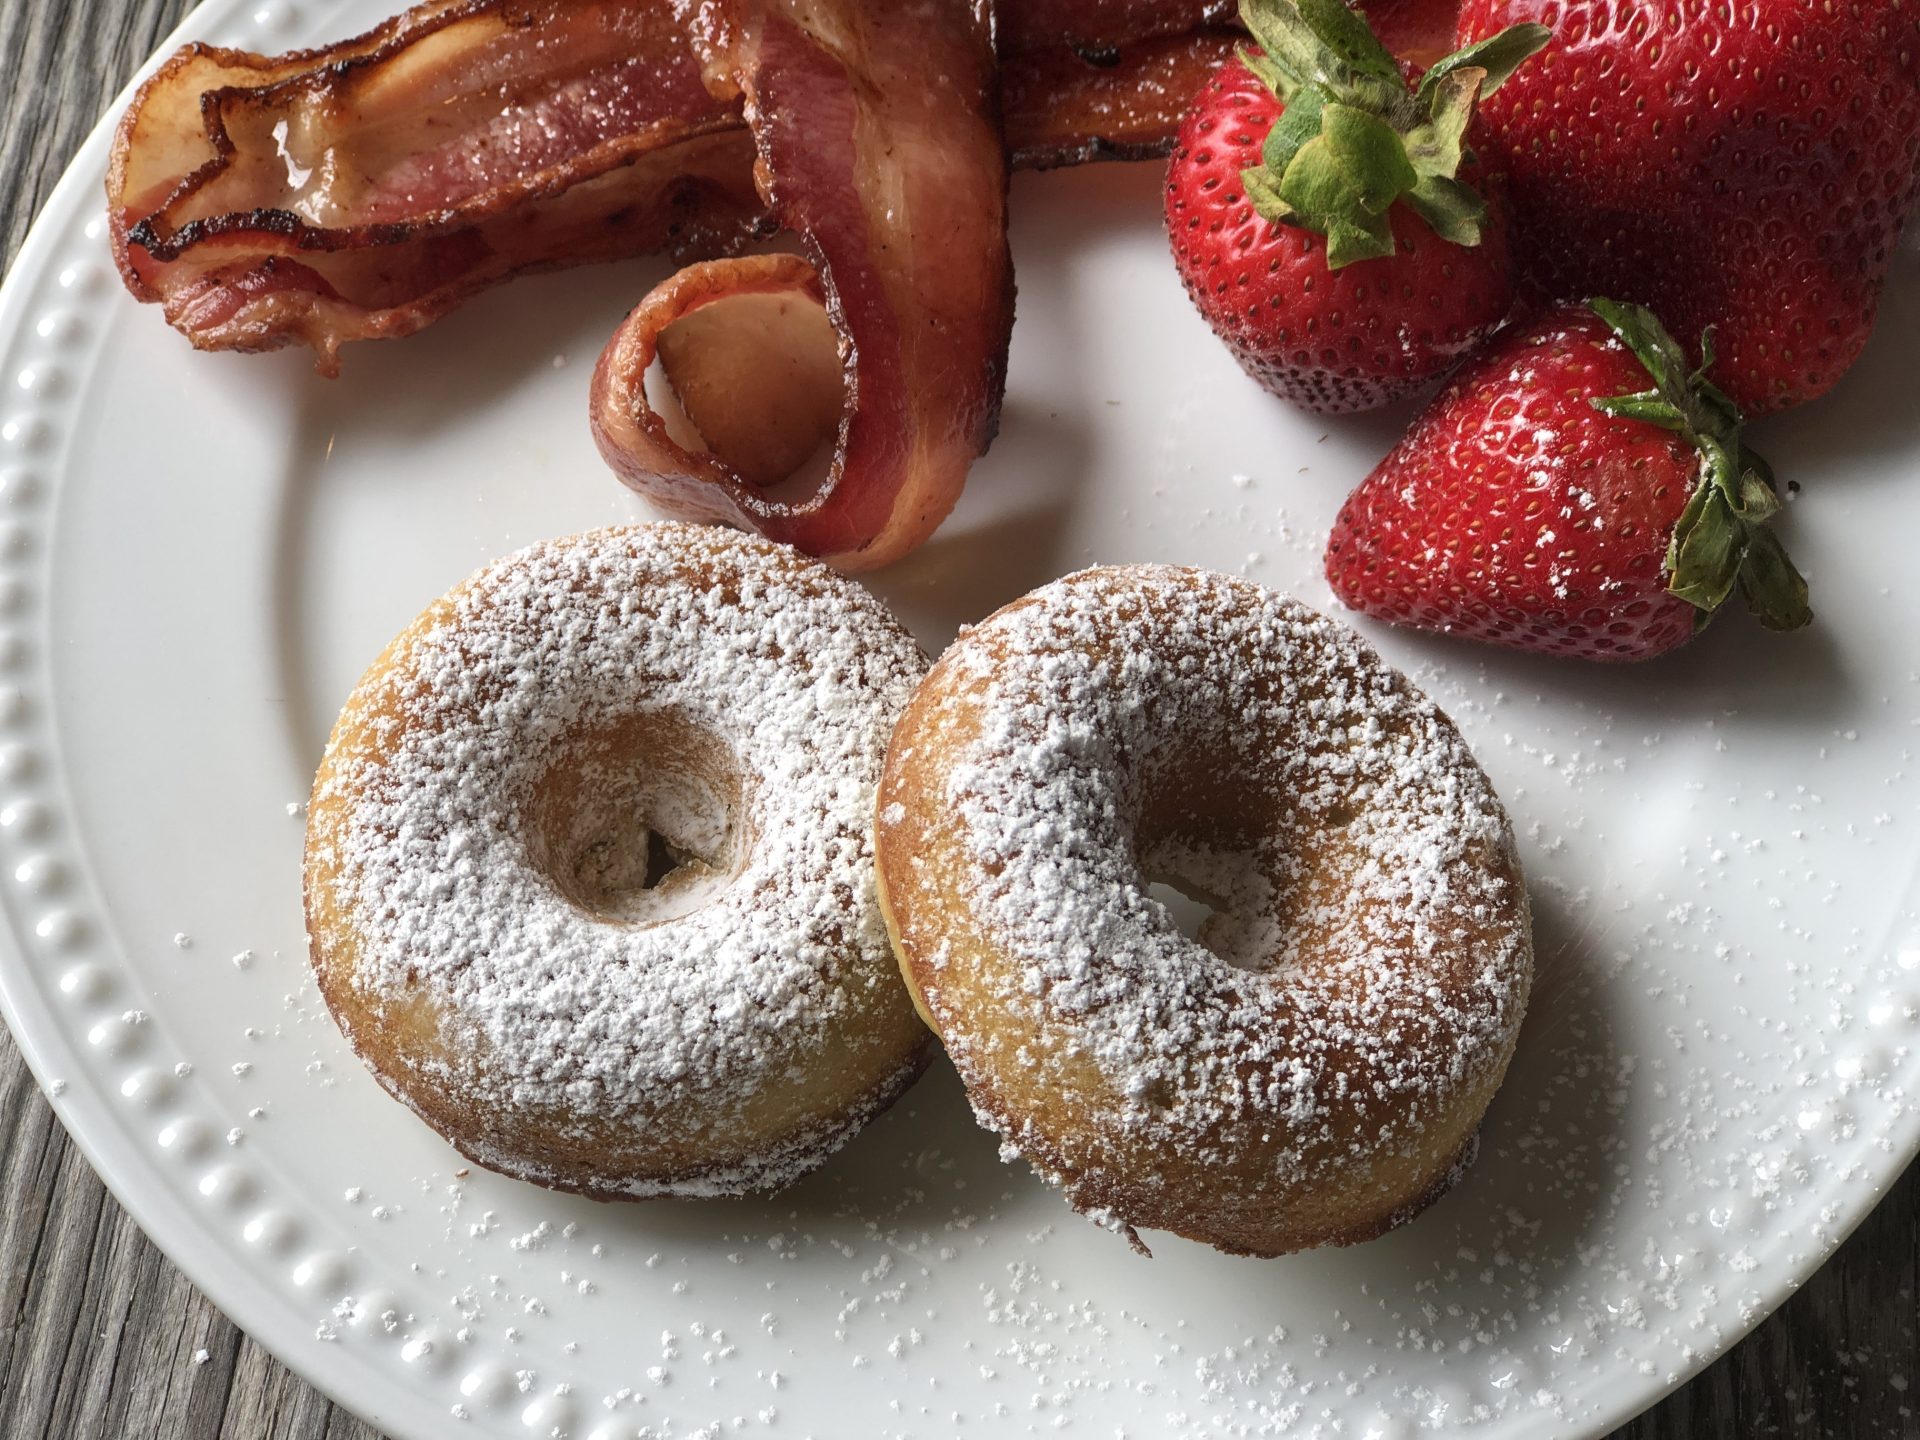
xmin=1234 ymin=0 xmax=1548 ymax=268
xmin=1586 ymin=298 xmax=1812 ymax=633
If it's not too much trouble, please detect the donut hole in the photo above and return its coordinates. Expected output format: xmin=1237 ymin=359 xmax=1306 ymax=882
xmin=641 ymin=829 xmax=686 ymax=889
xmin=1134 ymin=754 xmax=1367 ymax=976
xmin=525 ymin=711 xmax=748 ymax=927
xmin=1140 ymin=842 xmax=1282 ymax=973
xmin=1144 ymin=876 xmax=1219 ymax=943
xmin=1125 ymin=742 xmax=1281 ymax=970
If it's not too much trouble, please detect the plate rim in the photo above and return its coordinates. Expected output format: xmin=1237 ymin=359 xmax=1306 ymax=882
xmin=0 ymin=2 xmax=1916 ymax=1438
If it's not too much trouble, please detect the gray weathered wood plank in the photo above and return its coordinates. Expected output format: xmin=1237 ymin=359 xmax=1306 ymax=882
xmin=0 ymin=0 xmax=1914 ymax=1436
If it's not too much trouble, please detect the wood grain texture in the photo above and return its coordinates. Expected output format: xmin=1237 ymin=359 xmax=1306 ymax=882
xmin=0 ymin=1 xmax=1914 ymax=1436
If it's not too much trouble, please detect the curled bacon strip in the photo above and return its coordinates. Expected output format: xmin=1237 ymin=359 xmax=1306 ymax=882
xmin=592 ymin=0 xmax=1013 ymax=572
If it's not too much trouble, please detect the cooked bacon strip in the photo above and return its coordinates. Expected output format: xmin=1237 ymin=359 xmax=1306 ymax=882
xmin=592 ymin=0 xmax=1012 ymax=572
xmin=110 ymin=0 xmax=1238 ymax=370
xmin=996 ymin=0 xmax=1233 ymax=52
xmin=109 ymin=0 xmax=762 ymax=372
xmin=1003 ymin=29 xmax=1239 ymax=170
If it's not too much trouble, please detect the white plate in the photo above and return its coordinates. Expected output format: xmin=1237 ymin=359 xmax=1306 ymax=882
xmin=4 ymin=2 xmax=1919 ymax=1436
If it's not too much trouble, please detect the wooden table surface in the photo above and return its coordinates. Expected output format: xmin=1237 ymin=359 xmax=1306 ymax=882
xmin=1 ymin=2 xmax=1916 ymax=1437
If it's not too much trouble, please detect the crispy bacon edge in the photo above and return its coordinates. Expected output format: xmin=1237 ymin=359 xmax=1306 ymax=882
xmin=591 ymin=0 xmax=1014 ymax=573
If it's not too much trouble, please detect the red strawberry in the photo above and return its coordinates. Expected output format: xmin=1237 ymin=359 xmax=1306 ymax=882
xmin=1456 ymin=0 xmax=1920 ymax=417
xmin=1324 ymin=299 xmax=1810 ymax=660
xmin=1366 ymin=0 xmax=1468 ymax=70
xmin=1165 ymin=0 xmax=1549 ymax=412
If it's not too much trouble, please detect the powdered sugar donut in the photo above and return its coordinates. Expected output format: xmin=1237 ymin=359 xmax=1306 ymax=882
xmin=875 ymin=566 xmax=1532 ymax=1256
xmin=304 ymin=524 xmax=933 ymax=1198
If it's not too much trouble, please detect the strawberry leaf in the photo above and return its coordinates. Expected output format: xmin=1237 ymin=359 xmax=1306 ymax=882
xmin=1736 ymin=526 xmax=1813 ymax=631
xmin=1735 ymin=467 xmax=1781 ymax=521
xmin=1588 ymin=298 xmax=1811 ymax=633
xmin=1403 ymin=174 xmax=1486 ymax=246
xmin=1305 ymin=104 xmax=1416 ymax=212
xmin=1241 ymin=164 xmax=1296 ymax=222
xmin=1260 ymin=85 xmax=1327 ymax=177
xmin=1323 ymin=209 xmax=1398 ymax=266
xmin=1415 ymin=23 xmax=1550 ymax=103
xmin=1587 ymin=298 xmax=1698 ymax=415
xmin=1275 ymin=103 xmax=1415 ymax=263
xmin=1230 ymin=0 xmax=1550 ymax=264
xmin=1589 ymin=391 xmax=1686 ymax=430
xmin=1694 ymin=324 xmax=1719 ymax=377
xmin=1236 ymin=42 xmax=1295 ymax=101
xmin=1404 ymin=68 xmax=1478 ymax=175
xmin=1666 ymin=488 xmax=1744 ymax=614
xmin=1292 ymin=0 xmax=1404 ymax=84
xmin=1241 ymin=0 xmax=1342 ymax=94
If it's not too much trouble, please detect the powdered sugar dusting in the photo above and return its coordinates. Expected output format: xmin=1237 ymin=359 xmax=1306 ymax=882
xmin=884 ymin=566 xmax=1532 ymax=1249
xmin=306 ymin=523 xmax=930 ymax=1198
